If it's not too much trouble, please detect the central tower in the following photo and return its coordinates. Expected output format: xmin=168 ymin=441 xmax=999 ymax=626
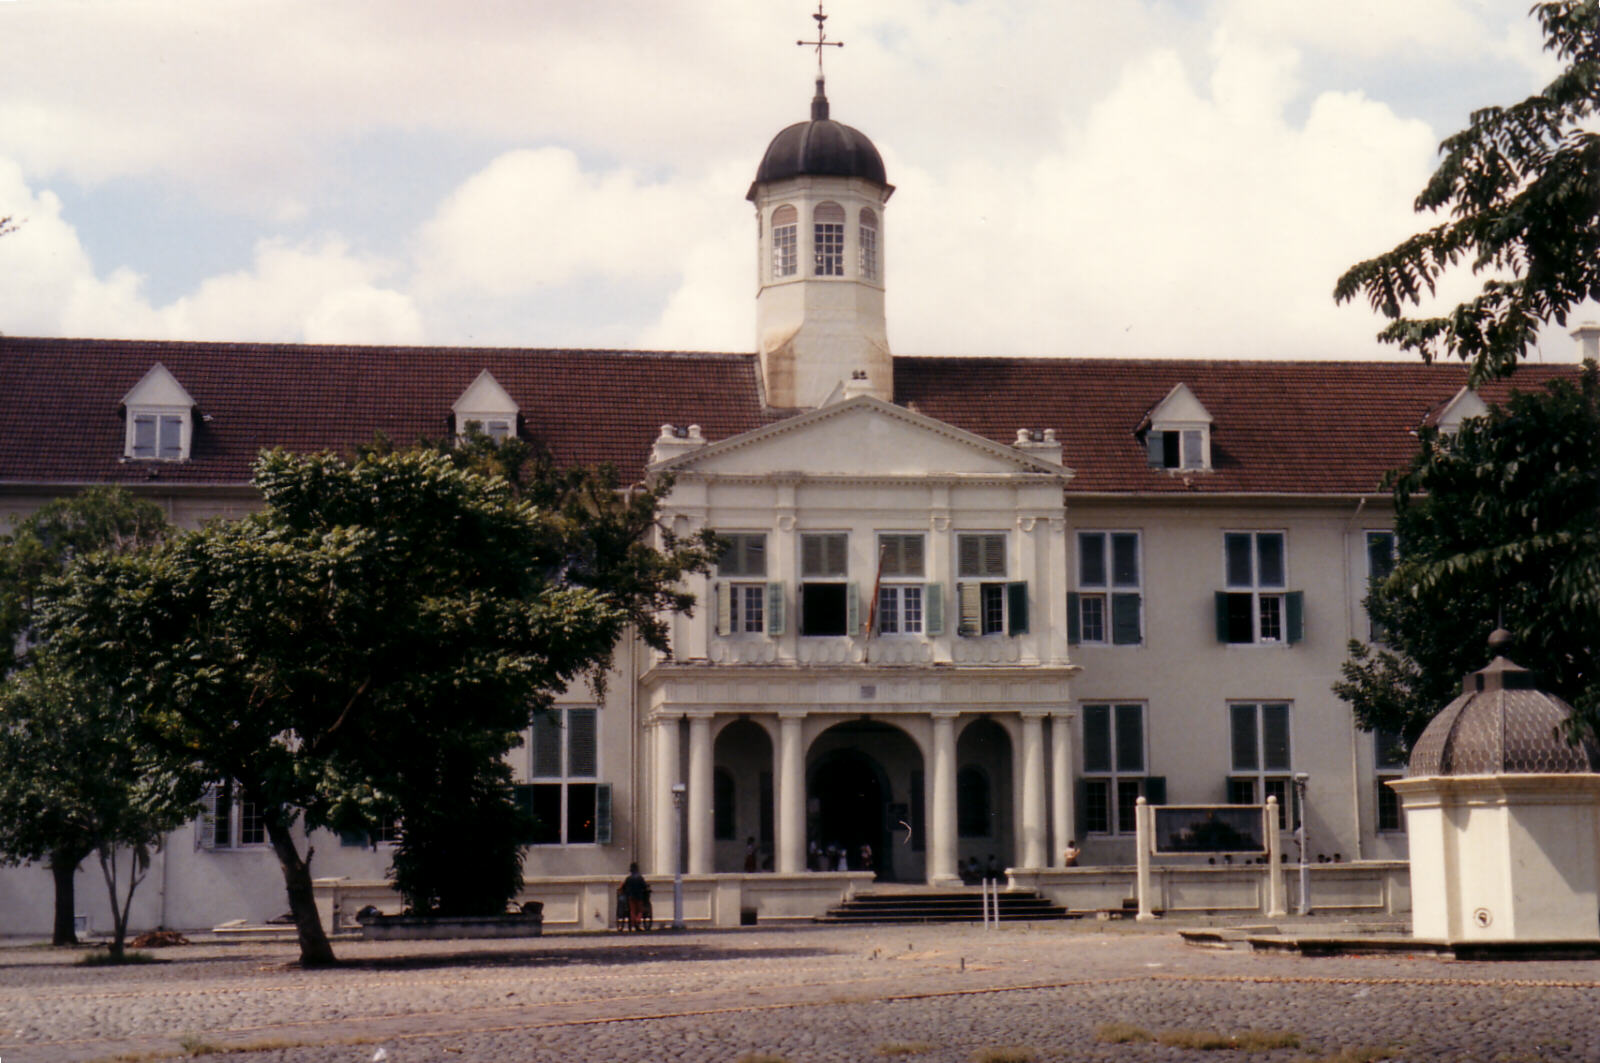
xmin=747 ymin=10 xmax=893 ymax=409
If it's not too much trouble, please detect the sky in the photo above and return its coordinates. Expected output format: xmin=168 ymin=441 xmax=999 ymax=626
xmin=0 ymin=0 xmax=1590 ymax=364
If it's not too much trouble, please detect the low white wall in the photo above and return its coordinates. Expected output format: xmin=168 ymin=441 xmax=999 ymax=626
xmin=1010 ymin=861 xmax=1410 ymax=916
xmin=316 ymin=872 xmax=874 ymax=932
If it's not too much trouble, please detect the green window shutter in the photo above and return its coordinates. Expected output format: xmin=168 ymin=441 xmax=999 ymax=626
xmin=925 ymin=582 xmax=944 ymax=635
xmin=1286 ymin=590 xmax=1305 ymax=644
xmin=714 ymin=581 xmax=732 ymax=636
xmin=1111 ymin=592 xmax=1141 ymax=645
xmin=1214 ymin=591 xmax=1231 ymax=643
xmin=1143 ymin=776 xmax=1167 ymax=806
xmin=766 ymin=582 xmax=785 ymax=636
xmin=847 ymin=581 xmax=860 ymax=636
xmin=595 ymin=783 xmax=613 ymax=845
xmin=1066 ymin=591 xmax=1081 ymax=644
xmin=957 ymin=582 xmax=980 ymax=636
xmin=1007 ymin=581 xmax=1029 ymax=635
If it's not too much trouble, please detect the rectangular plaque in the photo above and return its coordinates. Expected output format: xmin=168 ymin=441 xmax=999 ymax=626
xmin=1154 ymin=805 xmax=1266 ymax=854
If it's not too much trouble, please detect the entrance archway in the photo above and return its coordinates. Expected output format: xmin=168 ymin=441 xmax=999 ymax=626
xmin=807 ymin=720 xmax=922 ymax=882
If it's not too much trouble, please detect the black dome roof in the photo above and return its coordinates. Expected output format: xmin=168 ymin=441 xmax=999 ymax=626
xmin=747 ymin=81 xmax=889 ymax=198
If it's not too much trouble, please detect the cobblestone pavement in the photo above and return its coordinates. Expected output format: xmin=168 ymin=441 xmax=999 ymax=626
xmin=3 ymin=920 xmax=1598 ymax=1063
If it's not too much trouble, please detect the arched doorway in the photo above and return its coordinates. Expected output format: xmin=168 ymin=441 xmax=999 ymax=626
xmin=712 ymin=719 xmax=774 ymax=873
xmin=807 ymin=720 xmax=922 ymax=882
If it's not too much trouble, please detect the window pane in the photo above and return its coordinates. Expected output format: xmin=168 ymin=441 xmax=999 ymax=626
xmin=980 ymin=583 xmax=1005 ymax=634
xmin=1257 ymin=533 xmax=1285 ymax=587
xmin=1116 ymin=780 xmax=1141 ymax=835
xmin=1227 ymin=777 xmax=1257 ymax=805
xmin=239 ymin=799 xmax=265 ymax=845
xmin=902 ymin=586 xmax=923 ymax=632
xmin=877 ymin=586 xmax=899 ymax=634
xmin=1377 ymin=779 xmax=1403 ymax=832
xmin=133 ymin=414 xmax=156 ymax=458
xmin=158 ymin=415 xmax=183 ymax=459
xmin=1258 ymin=594 xmax=1283 ymax=641
xmin=802 ymin=533 xmax=847 ymax=577
xmin=568 ymin=708 xmax=597 ymax=777
xmin=1182 ymin=429 xmax=1203 ymax=467
xmin=739 ymin=584 xmax=765 ymax=632
xmin=1261 ymin=703 xmax=1291 ymax=770
xmin=1367 ymin=532 xmax=1396 ymax=581
xmin=719 ymin=534 xmax=766 ymax=578
xmin=1078 ymin=533 xmax=1106 ymax=587
xmin=1114 ymin=704 xmax=1144 ymax=773
xmin=527 ymin=784 xmax=561 ymax=844
xmin=532 ymin=712 xmax=562 ymax=777
xmin=959 ymin=534 xmax=1006 ymax=578
xmin=1225 ymin=592 xmax=1254 ymax=643
xmin=1375 ymin=729 xmax=1407 ymax=771
xmin=1111 ymin=534 xmax=1139 ymax=586
xmin=1230 ymin=704 xmax=1259 ymax=771
xmin=1084 ymin=779 xmax=1110 ymax=834
xmin=1080 ymin=594 xmax=1105 ymax=642
xmin=1225 ymin=533 xmax=1253 ymax=587
xmin=1083 ymin=705 xmax=1112 ymax=773
xmin=800 ymin=582 xmax=848 ymax=636
xmin=567 ymin=783 xmax=597 ymax=843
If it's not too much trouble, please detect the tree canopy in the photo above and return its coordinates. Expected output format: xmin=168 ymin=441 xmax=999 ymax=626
xmin=38 ymin=446 xmax=714 ymax=965
xmin=1334 ymin=1 xmax=1600 ymax=383
xmin=1335 ymin=362 xmax=1600 ymax=746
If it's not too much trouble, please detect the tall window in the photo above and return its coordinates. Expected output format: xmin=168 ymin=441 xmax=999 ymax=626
xmin=1228 ymin=702 xmax=1293 ymax=826
xmin=875 ymin=533 xmax=928 ymax=635
xmin=1082 ymin=704 xmax=1147 ymax=835
xmin=197 ymin=780 xmax=266 ymax=849
xmin=519 ymin=708 xmax=610 ymax=845
xmin=1374 ymin=728 xmax=1406 ymax=833
xmin=772 ymin=205 xmax=797 ymax=278
xmin=1218 ymin=532 xmax=1302 ymax=644
xmin=814 ymin=202 xmax=845 ymax=276
xmin=799 ymin=532 xmax=852 ymax=636
xmin=1365 ymin=531 xmax=1397 ymax=642
xmin=956 ymin=533 xmax=1026 ymax=636
xmin=859 ymin=207 xmax=879 ymax=280
xmin=716 ymin=533 xmax=771 ymax=635
xmin=1072 ymin=531 xmax=1142 ymax=645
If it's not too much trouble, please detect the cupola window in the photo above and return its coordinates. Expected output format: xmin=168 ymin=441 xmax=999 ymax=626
xmin=813 ymin=202 xmax=845 ymax=276
xmin=772 ymin=205 xmax=798 ymax=278
xmin=451 ymin=370 xmax=520 ymax=444
xmin=859 ymin=208 xmax=879 ymax=281
xmin=121 ymin=363 xmax=197 ymax=462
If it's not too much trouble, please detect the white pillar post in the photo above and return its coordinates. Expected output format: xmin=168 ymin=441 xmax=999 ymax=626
xmin=1051 ymin=711 xmax=1074 ymax=867
xmin=686 ymin=713 xmax=714 ymax=875
xmin=928 ymin=711 xmax=960 ymax=885
xmin=1264 ymin=796 xmax=1287 ymax=917
xmin=652 ymin=714 xmax=682 ymax=876
xmin=776 ymin=713 xmax=806 ymax=874
xmin=1135 ymin=796 xmax=1157 ymax=921
xmin=1019 ymin=711 xmax=1047 ymax=869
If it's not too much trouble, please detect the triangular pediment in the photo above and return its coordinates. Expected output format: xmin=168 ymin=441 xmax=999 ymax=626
xmin=1146 ymin=382 xmax=1212 ymax=427
xmin=452 ymin=369 xmax=519 ymax=416
xmin=120 ymin=363 xmax=196 ymax=410
xmin=649 ymin=396 xmax=1071 ymax=479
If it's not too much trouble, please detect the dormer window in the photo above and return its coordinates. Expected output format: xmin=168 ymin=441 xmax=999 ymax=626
xmin=121 ymin=363 xmax=196 ymax=462
xmin=452 ymin=370 xmax=520 ymax=443
xmin=1141 ymin=382 xmax=1213 ymax=472
xmin=1432 ymin=386 xmax=1488 ymax=436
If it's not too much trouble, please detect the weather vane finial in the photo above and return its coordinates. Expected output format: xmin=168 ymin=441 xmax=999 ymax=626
xmin=797 ymin=2 xmax=843 ymax=79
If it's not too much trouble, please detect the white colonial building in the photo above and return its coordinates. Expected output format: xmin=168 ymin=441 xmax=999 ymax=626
xmin=0 ymin=74 xmax=1583 ymax=936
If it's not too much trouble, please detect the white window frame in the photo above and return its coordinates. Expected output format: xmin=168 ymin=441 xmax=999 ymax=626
xmin=1223 ymin=531 xmax=1288 ymax=644
xmin=196 ymin=780 xmax=268 ymax=850
xmin=126 ymin=406 xmax=191 ymax=461
xmin=1074 ymin=530 xmax=1142 ymax=646
xmin=874 ymin=533 xmax=925 ymax=636
xmin=956 ymin=532 xmax=1017 ymax=637
xmin=1081 ymin=703 xmax=1147 ymax=836
xmin=1374 ymin=728 xmax=1407 ymax=834
xmin=458 ymin=415 xmax=514 ymax=442
xmin=799 ymin=531 xmax=853 ymax=637
xmin=773 ymin=220 xmax=797 ymax=278
xmin=522 ymin=707 xmax=608 ymax=847
xmin=813 ymin=221 xmax=844 ymax=276
xmin=1365 ymin=530 xmax=1397 ymax=643
xmin=1228 ymin=701 xmax=1294 ymax=827
xmin=859 ymin=213 xmax=879 ymax=281
xmin=716 ymin=533 xmax=771 ymax=636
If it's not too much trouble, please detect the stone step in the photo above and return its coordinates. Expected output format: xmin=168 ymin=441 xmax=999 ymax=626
xmin=815 ymin=888 xmax=1081 ymax=925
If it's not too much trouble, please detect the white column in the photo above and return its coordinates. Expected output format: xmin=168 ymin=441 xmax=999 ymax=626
xmin=928 ymin=711 xmax=960 ymax=885
xmin=652 ymin=714 xmax=681 ymax=875
xmin=686 ymin=713 xmax=713 ymax=875
xmin=776 ymin=713 xmax=806 ymax=874
xmin=1135 ymin=796 xmax=1156 ymax=921
xmin=1019 ymin=711 xmax=1047 ymax=869
xmin=1051 ymin=712 xmax=1075 ymax=867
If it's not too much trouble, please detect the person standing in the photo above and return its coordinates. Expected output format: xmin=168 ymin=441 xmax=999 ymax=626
xmin=620 ymin=863 xmax=649 ymax=931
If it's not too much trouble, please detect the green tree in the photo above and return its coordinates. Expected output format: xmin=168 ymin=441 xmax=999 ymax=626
xmin=1334 ymin=362 xmax=1600 ymax=746
xmin=1335 ymin=1 xmax=1600 ymax=383
xmin=0 ymin=486 xmax=171 ymax=946
xmin=40 ymin=447 xmax=713 ymax=966
xmin=0 ymin=654 xmax=199 ymax=957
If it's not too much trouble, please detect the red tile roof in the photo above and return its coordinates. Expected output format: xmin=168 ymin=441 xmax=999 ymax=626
xmin=0 ymin=336 xmax=1577 ymax=496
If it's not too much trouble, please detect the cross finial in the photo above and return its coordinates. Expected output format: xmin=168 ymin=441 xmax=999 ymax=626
xmin=797 ymin=3 xmax=843 ymax=120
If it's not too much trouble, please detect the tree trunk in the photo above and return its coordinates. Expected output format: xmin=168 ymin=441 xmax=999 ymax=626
xmin=48 ymin=849 xmax=83 ymax=946
xmin=263 ymin=812 xmax=336 ymax=967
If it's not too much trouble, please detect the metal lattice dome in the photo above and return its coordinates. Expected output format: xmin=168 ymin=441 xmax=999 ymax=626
xmin=1408 ymin=631 xmax=1599 ymax=776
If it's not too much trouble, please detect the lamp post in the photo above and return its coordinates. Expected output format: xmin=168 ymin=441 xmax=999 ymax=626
xmin=671 ymin=782 xmax=687 ymax=929
xmin=1293 ymin=772 xmax=1311 ymax=916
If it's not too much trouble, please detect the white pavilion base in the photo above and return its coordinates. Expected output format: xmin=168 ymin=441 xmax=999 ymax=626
xmin=1391 ymin=773 xmax=1600 ymax=943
